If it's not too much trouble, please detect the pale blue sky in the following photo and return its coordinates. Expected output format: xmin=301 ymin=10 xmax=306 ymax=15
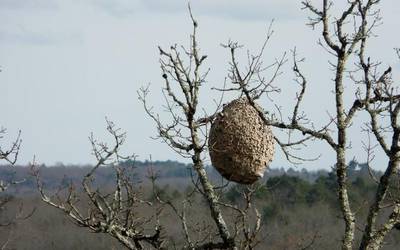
xmin=1 ymin=0 xmax=399 ymax=169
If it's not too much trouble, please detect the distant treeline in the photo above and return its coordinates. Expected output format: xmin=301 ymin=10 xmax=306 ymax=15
xmin=0 ymin=159 xmax=381 ymax=195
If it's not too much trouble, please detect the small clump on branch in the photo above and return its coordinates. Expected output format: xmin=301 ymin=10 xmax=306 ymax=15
xmin=208 ymin=98 xmax=275 ymax=184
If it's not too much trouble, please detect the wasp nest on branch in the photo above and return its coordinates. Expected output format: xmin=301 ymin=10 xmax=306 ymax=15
xmin=208 ymin=98 xmax=275 ymax=184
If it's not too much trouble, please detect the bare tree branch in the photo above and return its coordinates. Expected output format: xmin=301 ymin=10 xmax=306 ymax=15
xmin=32 ymin=120 xmax=165 ymax=250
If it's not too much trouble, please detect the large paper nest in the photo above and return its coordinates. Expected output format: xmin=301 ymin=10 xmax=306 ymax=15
xmin=208 ymin=98 xmax=275 ymax=184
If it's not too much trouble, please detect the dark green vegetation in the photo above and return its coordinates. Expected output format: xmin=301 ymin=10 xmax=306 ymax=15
xmin=1 ymin=160 xmax=400 ymax=249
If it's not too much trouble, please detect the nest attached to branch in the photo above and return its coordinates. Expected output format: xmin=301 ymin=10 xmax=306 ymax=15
xmin=208 ymin=98 xmax=275 ymax=184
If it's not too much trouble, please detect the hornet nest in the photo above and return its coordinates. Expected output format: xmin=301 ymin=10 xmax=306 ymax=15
xmin=208 ymin=98 xmax=275 ymax=184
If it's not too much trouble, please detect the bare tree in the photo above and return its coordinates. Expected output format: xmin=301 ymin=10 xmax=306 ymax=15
xmin=0 ymin=127 xmax=26 ymax=249
xmin=0 ymin=127 xmax=22 ymax=204
xmin=356 ymin=29 xmax=400 ymax=250
xmin=138 ymin=7 xmax=263 ymax=250
xmin=32 ymin=119 xmax=165 ymax=250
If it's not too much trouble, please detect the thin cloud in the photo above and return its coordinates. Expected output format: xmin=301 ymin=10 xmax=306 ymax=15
xmin=0 ymin=0 xmax=58 ymax=10
xmin=145 ymin=0 xmax=303 ymax=21
xmin=91 ymin=0 xmax=303 ymax=21
xmin=0 ymin=29 xmax=82 ymax=46
xmin=90 ymin=0 xmax=141 ymax=18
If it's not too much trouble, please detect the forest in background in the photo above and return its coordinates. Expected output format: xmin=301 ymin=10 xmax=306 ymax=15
xmin=1 ymin=160 xmax=400 ymax=249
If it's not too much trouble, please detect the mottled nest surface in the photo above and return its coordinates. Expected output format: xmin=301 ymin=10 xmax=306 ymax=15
xmin=208 ymin=98 xmax=275 ymax=184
